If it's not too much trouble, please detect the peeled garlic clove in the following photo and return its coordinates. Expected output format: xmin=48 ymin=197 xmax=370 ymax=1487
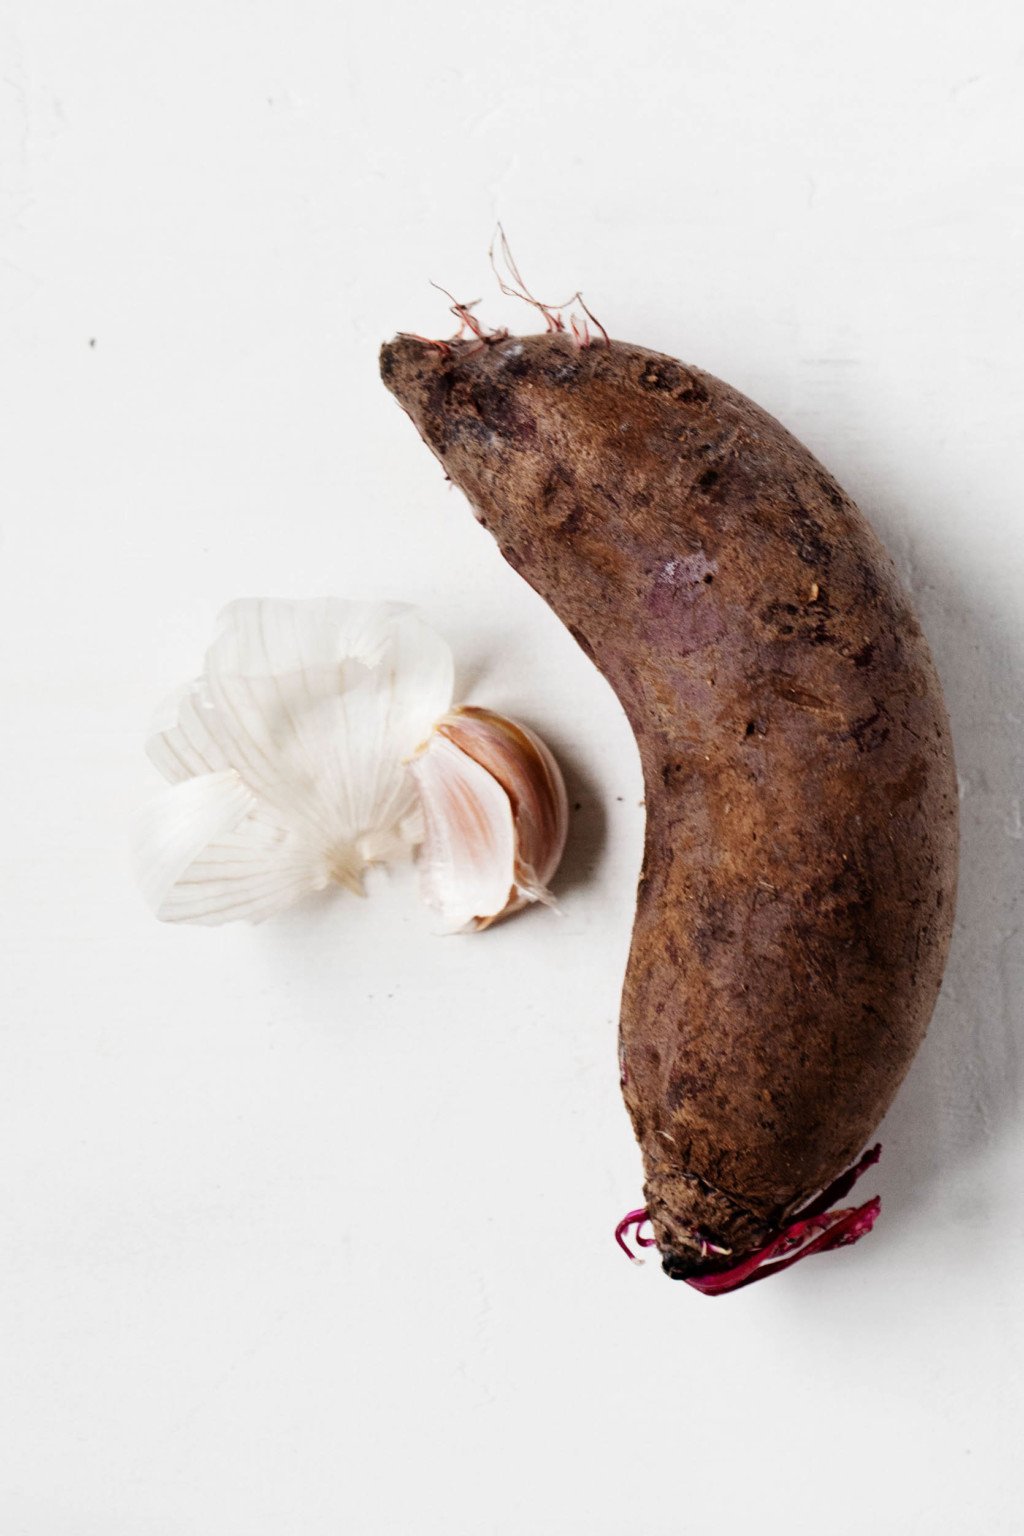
xmin=436 ymin=707 xmax=569 ymax=897
xmin=409 ymin=734 xmax=518 ymax=933
xmin=410 ymin=706 xmax=569 ymax=931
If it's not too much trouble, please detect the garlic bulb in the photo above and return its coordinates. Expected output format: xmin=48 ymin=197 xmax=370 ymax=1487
xmin=410 ymin=706 xmax=569 ymax=931
xmin=133 ymin=599 xmax=454 ymax=923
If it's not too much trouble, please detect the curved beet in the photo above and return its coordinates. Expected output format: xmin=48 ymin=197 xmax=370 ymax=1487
xmin=381 ymin=330 xmax=958 ymax=1283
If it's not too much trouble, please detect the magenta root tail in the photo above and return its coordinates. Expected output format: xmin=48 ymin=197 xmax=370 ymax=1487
xmin=614 ymin=1144 xmax=883 ymax=1293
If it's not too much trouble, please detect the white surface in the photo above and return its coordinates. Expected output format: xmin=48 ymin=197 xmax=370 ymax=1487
xmin=2 ymin=3 xmax=1023 ymax=1532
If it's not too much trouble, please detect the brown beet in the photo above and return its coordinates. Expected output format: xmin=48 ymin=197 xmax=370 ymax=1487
xmin=380 ymin=330 xmax=958 ymax=1284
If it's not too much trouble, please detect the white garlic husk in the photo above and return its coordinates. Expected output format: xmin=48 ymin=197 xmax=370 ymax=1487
xmin=133 ymin=598 xmax=454 ymax=924
xmin=409 ymin=706 xmax=569 ymax=932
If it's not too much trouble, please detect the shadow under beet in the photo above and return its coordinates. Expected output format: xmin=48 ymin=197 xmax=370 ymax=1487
xmin=858 ymin=504 xmax=1024 ymax=1232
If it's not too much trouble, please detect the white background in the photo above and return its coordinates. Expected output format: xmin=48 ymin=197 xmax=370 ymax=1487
xmin=2 ymin=3 xmax=1022 ymax=1532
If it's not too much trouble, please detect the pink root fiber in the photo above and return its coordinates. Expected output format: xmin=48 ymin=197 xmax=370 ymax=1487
xmin=685 ymin=1194 xmax=881 ymax=1296
xmin=614 ymin=1207 xmax=657 ymax=1264
xmin=489 ymin=224 xmax=609 ymax=348
xmin=614 ymin=1144 xmax=883 ymax=1293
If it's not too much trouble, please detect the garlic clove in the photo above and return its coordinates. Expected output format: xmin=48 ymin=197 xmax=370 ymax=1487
xmin=410 ymin=733 xmax=517 ymax=933
xmin=436 ymin=707 xmax=569 ymax=895
xmin=410 ymin=707 xmax=569 ymax=931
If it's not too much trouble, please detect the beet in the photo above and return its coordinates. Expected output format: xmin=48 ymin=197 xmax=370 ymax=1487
xmin=381 ymin=329 xmax=958 ymax=1288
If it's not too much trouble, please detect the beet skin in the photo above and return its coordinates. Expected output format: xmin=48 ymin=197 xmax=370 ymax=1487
xmin=380 ymin=330 xmax=958 ymax=1282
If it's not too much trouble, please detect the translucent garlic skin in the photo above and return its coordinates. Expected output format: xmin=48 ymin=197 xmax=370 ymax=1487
xmin=133 ymin=599 xmax=454 ymax=924
xmin=410 ymin=706 xmax=569 ymax=932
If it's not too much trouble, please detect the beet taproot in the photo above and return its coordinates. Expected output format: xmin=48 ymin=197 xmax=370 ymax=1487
xmin=380 ymin=329 xmax=958 ymax=1287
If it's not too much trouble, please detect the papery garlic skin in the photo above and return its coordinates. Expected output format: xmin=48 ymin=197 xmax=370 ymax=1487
xmin=410 ymin=706 xmax=569 ymax=932
xmin=134 ymin=599 xmax=454 ymax=924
